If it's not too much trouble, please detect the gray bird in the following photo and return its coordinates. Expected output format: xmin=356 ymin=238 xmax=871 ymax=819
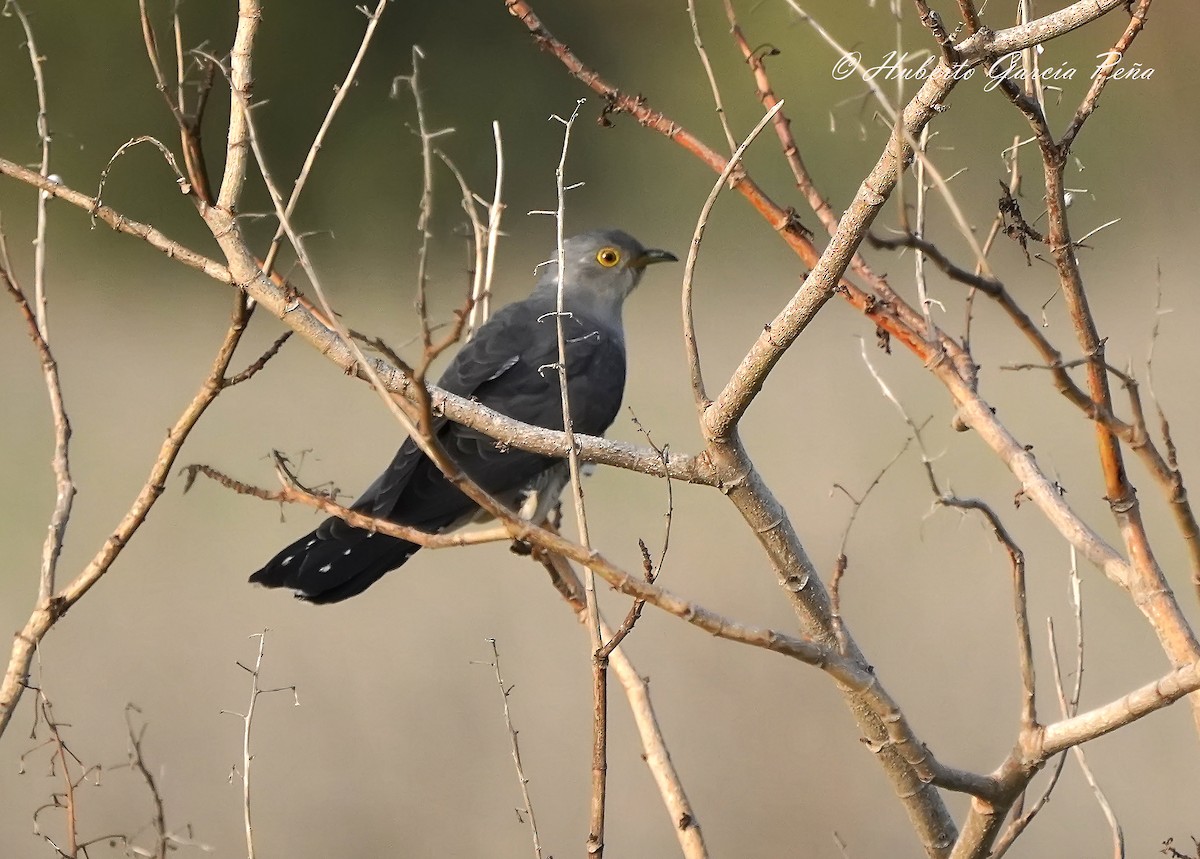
xmin=249 ymin=229 xmax=676 ymax=603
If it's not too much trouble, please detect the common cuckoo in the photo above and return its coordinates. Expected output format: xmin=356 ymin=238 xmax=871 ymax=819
xmin=249 ymin=229 xmax=676 ymax=603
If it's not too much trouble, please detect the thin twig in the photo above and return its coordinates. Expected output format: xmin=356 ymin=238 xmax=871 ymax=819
xmin=224 ymin=331 xmax=293 ymax=387
xmin=597 ymin=542 xmax=654 ymax=660
xmin=436 ymin=147 xmax=487 ymax=334
xmin=682 ymin=100 xmax=785 ymax=414
xmin=0 ymin=228 xmax=74 ymax=610
xmin=0 ymin=158 xmax=233 ymax=282
xmin=485 ymin=639 xmax=543 ymax=859
xmin=221 ymin=631 xmax=298 ymax=859
xmin=123 ymin=704 xmax=169 ymax=859
xmin=858 ymin=338 xmax=1036 ymax=729
xmin=829 ymin=427 xmax=924 ymax=651
xmin=2 ymin=6 xmax=69 ymax=605
xmin=722 ymin=0 xmax=839 ymax=236
xmin=938 ymin=496 xmax=1036 ymax=731
xmin=911 ymin=125 xmax=939 ymax=350
xmin=3 ymin=0 xmax=52 ymax=337
xmin=138 ymin=0 xmax=190 ymax=130
xmin=541 ymin=96 xmax=611 ymax=857
xmin=628 ymin=410 xmax=674 ymax=581
xmin=687 ymin=0 xmax=737 ymax=154
xmin=261 ymin=0 xmax=388 ymax=276
xmin=1060 ymin=0 xmax=1151 ymax=151
xmin=182 ymin=458 xmax=524 ymax=551
xmin=396 ymin=45 xmax=445 ymax=354
xmin=1047 ymin=592 xmax=1124 ymax=856
xmin=138 ymin=0 xmax=215 ymax=202
xmin=1145 ymin=273 xmax=1197 ymax=593
xmin=96 ymin=135 xmax=191 ymax=205
xmin=476 ymin=121 xmax=506 ymax=332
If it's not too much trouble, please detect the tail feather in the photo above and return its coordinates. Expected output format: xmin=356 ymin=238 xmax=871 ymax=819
xmin=249 ymin=525 xmax=421 ymax=604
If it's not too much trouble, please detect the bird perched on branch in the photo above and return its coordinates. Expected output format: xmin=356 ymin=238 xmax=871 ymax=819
xmin=250 ymin=229 xmax=676 ymax=603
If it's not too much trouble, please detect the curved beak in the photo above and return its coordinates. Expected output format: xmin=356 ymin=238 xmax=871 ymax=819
xmin=631 ymin=248 xmax=678 ymax=269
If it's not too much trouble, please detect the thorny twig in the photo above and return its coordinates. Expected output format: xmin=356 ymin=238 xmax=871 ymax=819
xmin=540 ymin=96 xmax=611 ymax=857
xmin=484 ymin=640 xmax=543 ymax=859
xmin=122 ymin=705 xmax=168 ymax=859
xmin=395 ymin=45 xmax=452 ymax=355
xmin=182 ymin=457 xmax=525 ymax=551
xmin=628 ymin=409 xmax=674 ymax=581
xmin=221 ymin=631 xmax=298 ymax=859
xmin=3 ymin=0 xmax=53 ymax=336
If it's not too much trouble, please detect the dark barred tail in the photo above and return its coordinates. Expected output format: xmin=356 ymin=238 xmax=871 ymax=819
xmin=249 ymin=526 xmax=422 ymax=604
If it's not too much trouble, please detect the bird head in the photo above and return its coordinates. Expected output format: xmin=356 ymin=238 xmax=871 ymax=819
xmin=536 ymin=229 xmax=677 ymax=310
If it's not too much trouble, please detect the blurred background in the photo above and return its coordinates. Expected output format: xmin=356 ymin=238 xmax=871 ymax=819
xmin=2 ymin=1 xmax=1199 ymax=856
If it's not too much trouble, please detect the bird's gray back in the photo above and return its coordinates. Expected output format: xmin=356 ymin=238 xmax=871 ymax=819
xmin=349 ymin=292 xmax=627 ymax=530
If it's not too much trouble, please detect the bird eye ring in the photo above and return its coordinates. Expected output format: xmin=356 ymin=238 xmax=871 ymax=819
xmin=596 ymin=247 xmax=621 ymax=267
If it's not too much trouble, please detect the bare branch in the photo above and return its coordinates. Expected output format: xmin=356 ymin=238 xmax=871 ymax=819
xmin=1039 ymin=656 xmax=1200 ymax=757
xmin=0 ymin=229 xmax=74 ymax=608
xmin=182 ymin=457 xmax=519 ymax=551
xmin=537 ymin=551 xmax=708 ymax=858
xmin=222 ymin=631 xmax=298 ymax=859
xmin=540 ymin=96 xmax=613 ymax=857
xmin=3 ymin=0 xmax=52 ymax=336
xmin=939 ymin=496 xmax=1036 ymax=731
xmin=97 ymin=134 xmax=191 ymax=201
xmin=723 ymin=0 xmax=839 ymax=235
xmin=395 ymin=45 xmax=441 ymax=353
xmin=0 ymin=158 xmax=232 ymax=282
xmin=955 ymin=0 xmax=981 ymax=33
xmin=484 ymin=640 xmax=543 ymax=859
xmin=1060 ymin=1 xmax=1152 ymax=151
xmin=1047 ymin=608 xmax=1123 ymax=856
xmin=122 ymin=705 xmax=168 ymax=859
xmin=682 ymin=101 xmax=785 ymax=415
xmin=223 ymin=331 xmax=292 ymax=386
xmin=216 ymin=0 xmax=259 ymax=210
xmin=688 ymin=0 xmax=736 ymax=154
xmin=260 ymin=0 xmax=388 ymax=276
xmin=138 ymin=0 xmax=190 ymax=130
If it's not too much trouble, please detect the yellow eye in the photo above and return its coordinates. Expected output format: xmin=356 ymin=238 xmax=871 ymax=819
xmin=596 ymin=247 xmax=621 ymax=267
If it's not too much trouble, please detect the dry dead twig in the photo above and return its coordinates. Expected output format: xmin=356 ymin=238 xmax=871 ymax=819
xmin=221 ymin=631 xmax=298 ymax=859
